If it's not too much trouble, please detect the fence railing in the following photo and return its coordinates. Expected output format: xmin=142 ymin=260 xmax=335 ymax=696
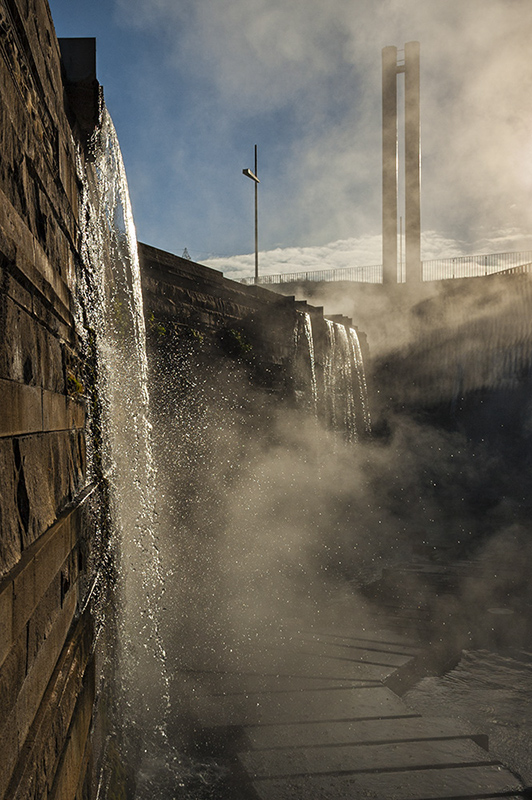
xmin=422 ymin=251 xmax=532 ymax=282
xmin=240 ymin=250 xmax=532 ymax=286
xmin=241 ymin=263 xmax=383 ymax=285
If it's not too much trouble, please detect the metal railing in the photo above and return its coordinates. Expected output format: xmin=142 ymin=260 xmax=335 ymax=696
xmin=241 ymin=263 xmax=383 ymax=285
xmin=422 ymin=251 xmax=532 ymax=282
xmin=240 ymin=250 xmax=532 ymax=286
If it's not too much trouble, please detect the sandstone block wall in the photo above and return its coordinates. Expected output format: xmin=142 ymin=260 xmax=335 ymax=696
xmin=0 ymin=2 xmax=108 ymax=798
xmin=139 ymin=241 xmax=369 ymax=404
xmin=139 ymin=241 xmax=302 ymax=390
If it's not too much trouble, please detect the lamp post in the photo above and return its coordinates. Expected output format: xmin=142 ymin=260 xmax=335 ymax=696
xmin=243 ymin=145 xmax=260 ymax=284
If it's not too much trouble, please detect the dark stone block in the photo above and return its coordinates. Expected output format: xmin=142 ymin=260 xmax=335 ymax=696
xmin=0 ymin=438 xmax=23 ymax=579
xmin=27 ymin=573 xmax=61 ymax=673
xmin=0 ymin=630 xmax=27 ymax=733
xmin=18 ymin=431 xmax=86 ymax=550
xmin=0 ymin=294 xmax=40 ymax=385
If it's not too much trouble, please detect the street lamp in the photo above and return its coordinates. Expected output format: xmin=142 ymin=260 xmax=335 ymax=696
xmin=242 ymin=145 xmax=260 ymax=284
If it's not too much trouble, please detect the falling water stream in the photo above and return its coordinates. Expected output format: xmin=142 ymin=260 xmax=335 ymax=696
xmin=322 ymin=319 xmax=372 ymax=441
xmin=76 ymin=106 xmax=173 ymax=787
xmin=294 ymin=311 xmax=318 ymax=414
xmin=349 ymin=327 xmax=372 ymax=434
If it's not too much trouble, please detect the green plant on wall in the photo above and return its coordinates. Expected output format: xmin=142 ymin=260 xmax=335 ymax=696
xmin=147 ymin=311 xmax=167 ymax=337
xmin=221 ymin=327 xmax=253 ymax=357
xmin=66 ymin=369 xmax=85 ymax=396
xmin=190 ymin=327 xmax=204 ymax=344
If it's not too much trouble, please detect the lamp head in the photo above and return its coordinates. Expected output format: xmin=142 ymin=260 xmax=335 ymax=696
xmin=242 ymin=168 xmax=260 ymax=183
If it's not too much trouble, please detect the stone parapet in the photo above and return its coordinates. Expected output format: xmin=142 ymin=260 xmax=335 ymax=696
xmin=0 ymin=2 xmax=112 ymax=799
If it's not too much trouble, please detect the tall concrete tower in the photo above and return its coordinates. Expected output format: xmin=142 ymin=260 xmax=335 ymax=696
xmin=382 ymin=42 xmax=421 ymax=284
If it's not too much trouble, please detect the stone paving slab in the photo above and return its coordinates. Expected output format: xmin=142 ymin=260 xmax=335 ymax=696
xmin=179 ymin=654 xmax=396 ymax=682
xmin=250 ymin=765 xmax=523 ymax=800
xmin=193 ymin=685 xmax=409 ymax=728
xmin=185 ymin=607 xmax=523 ymax=799
xmin=240 ymin=737 xmax=498 ymax=779
xmin=307 ymin=628 xmax=422 ymax=652
xmin=180 ymin=671 xmax=378 ymax=695
xmin=288 ymin=638 xmax=414 ymax=667
xmin=243 ymin=716 xmax=488 ymax=751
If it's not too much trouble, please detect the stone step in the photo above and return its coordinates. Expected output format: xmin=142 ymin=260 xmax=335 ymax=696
xmin=241 ymin=737 xmax=500 ymax=780
xmin=249 ymin=765 xmax=523 ymax=800
xmin=177 ymin=671 xmax=377 ymax=695
xmin=302 ymin=631 xmax=422 ymax=657
xmin=243 ymin=716 xmax=489 ymax=752
xmin=177 ymin=654 xmax=398 ymax=682
xmin=288 ymin=637 xmax=414 ymax=667
xmin=192 ymin=685 xmax=410 ymax=728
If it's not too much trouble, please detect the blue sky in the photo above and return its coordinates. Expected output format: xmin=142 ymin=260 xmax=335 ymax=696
xmin=48 ymin=0 xmax=532 ymax=280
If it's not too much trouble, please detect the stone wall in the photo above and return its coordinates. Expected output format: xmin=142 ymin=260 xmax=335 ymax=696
xmin=0 ymin=3 xmax=109 ymax=799
xmin=139 ymin=241 xmax=370 ymax=407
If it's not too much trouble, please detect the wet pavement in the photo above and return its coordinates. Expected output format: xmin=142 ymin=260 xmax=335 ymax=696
xmin=175 ymin=593 xmax=524 ymax=799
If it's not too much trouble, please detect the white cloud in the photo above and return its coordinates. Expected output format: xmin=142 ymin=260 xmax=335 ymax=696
xmin=116 ymin=0 xmax=532 ymax=258
xmin=205 ymin=229 xmax=532 ymax=282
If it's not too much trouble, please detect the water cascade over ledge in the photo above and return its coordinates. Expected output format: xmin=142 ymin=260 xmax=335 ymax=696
xmin=296 ymin=315 xmax=372 ymax=440
xmin=294 ymin=311 xmax=318 ymax=415
xmin=76 ymin=106 xmax=169 ymax=760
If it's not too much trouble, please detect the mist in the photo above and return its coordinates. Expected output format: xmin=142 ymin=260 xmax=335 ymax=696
xmin=141 ymin=266 xmax=532 ymax=770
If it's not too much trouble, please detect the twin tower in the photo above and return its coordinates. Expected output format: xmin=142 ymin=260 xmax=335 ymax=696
xmin=382 ymin=42 xmax=421 ymax=284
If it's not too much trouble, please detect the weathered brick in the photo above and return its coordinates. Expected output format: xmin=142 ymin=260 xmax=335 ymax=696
xmin=0 ymin=580 xmax=13 ymax=668
xmin=49 ymin=659 xmax=95 ymax=800
xmin=0 ymin=629 xmax=27 ymax=732
xmin=27 ymin=572 xmax=61 ymax=673
xmin=34 ymin=515 xmax=71 ymax=603
xmin=12 ymin=554 xmax=35 ymax=638
xmin=15 ymin=587 xmax=77 ymax=753
xmin=68 ymin=398 xmax=86 ymax=431
xmin=0 ymin=705 xmax=19 ymax=800
xmin=0 ymin=378 xmax=42 ymax=437
xmin=18 ymin=431 xmax=86 ymax=549
xmin=0 ymin=438 xmax=22 ymax=580
xmin=42 ymin=389 xmax=68 ymax=432
xmin=38 ymin=324 xmax=64 ymax=394
xmin=0 ymin=294 xmax=40 ymax=385
xmin=11 ymin=609 xmax=92 ymax=800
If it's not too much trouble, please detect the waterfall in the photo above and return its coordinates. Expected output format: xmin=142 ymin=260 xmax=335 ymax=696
xmin=76 ymin=107 xmax=168 ymax=758
xmin=323 ymin=320 xmax=359 ymax=441
xmin=295 ymin=316 xmax=371 ymax=440
xmin=294 ymin=311 xmax=318 ymax=414
xmin=349 ymin=327 xmax=372 ymax=434
xmin=335 ymin=324 xmax=358 ymax=442
xmin=324 ymin=319 xmax=338 ymax=429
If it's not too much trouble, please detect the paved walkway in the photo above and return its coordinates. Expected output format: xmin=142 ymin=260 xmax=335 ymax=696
xmin=176 ymin=595 xmax=524 ymax=799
